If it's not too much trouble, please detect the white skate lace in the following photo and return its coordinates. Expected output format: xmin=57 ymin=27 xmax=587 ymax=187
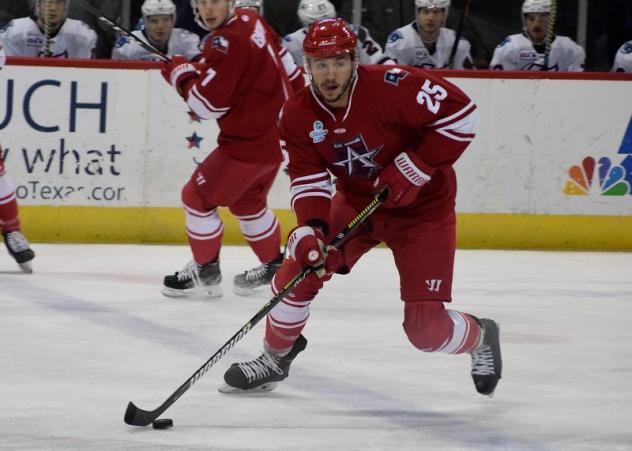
xmin=244 ymin=263 xmax=269 ymax=281
xmin=470 ymin=344 xmax=495 ymax=376
xmin=237 ymin=352 xmax=284 ymax=383
xmin=176 ymin=261 xmax=200 ymax=285
xmin=5 ymin=231 xmax=30 ymax=253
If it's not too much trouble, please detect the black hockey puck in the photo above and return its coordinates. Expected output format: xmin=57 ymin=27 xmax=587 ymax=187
xmin=152 ymin=418 xmax=173 ymax=430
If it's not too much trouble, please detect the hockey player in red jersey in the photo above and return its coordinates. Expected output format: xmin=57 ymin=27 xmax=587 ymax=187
xmin=160 ymin=0 xmax=294 ymax=297
xmin=220 ymin=18 xmax=502 ymax=396
xmin=0 ymin=148 xmax=36 ymax=273
xmin=0 ymin=45 xmax=35 ymax=273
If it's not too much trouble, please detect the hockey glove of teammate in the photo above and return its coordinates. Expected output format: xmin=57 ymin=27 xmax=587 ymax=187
xmin=287 ymin=226 xmax=344 ymax=277
xmin=374 ymin=151 xmax=432 ymax=208
xmin=161 ymin=55 xmax=198 ymax=97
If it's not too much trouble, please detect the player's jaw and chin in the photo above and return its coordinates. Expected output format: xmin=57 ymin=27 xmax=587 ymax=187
xmin=196 ymin=0 xmax=231 ymax=31
xmin=308 ymin=55 xmax=354 ymax=107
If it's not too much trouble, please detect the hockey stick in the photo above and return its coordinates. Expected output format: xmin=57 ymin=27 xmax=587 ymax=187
xmin=542 ymin=0 xmax=557 ymax=70
xmin=74 ymin=0 xmax=171 ymax=62
xmin=447 ymin=0 xmax=472 ymax=69
xmin=42 ymin=0 xmax=53 ymax=57
xmin=124 ymin=187 xmax=389 ymax=426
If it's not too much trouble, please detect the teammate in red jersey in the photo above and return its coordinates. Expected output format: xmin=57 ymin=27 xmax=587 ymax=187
xmin=0 ymin=44 xmax=36 ymax=273
xmin=220 ymin=18 xmax=502 ymax=396
xmin=160 ymin=0 xmax=294 ymax=297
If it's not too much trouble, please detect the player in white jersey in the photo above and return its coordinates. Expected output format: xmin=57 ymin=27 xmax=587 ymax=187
xmin=0 ymin=42 xmax=36 ymax=272
xmin=490 ymin=0 xmax=584 ymax=71
xmin=611 ymin=40 xmax=632 ymax=73
xmin=0 ymin=0 xmax=96 ymax=58
xmin=282 ymin=0 xmax=394 ymax=66
xmin=111 ymin=0 xmax=200 ymax=61
xmin=385 ymin=0 xmax=472 ymax=69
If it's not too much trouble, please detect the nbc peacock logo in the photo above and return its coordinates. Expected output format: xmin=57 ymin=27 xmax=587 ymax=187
xmin=563 ymin=115 xmax=632 ymax=196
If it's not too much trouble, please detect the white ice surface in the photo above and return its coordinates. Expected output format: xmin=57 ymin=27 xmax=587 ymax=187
xmin=1 ymin=244 xmax=631 ymax=451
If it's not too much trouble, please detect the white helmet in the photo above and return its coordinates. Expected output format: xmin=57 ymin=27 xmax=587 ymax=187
xmin=415 ymin=0 xmax=450 ymax=23
xmin=142 ymin=0 xmax=176 ymax=21
xmin=415 ymin=0 xmax=450 ymax=11
xmin=521 ymin=0 xmax=551 ymax=28
xmin=190 ymin=0 xmax=236 ymax=31
xmin=297 ymin=0 xmax=336 ymax=29
xmin=235 ymin=0 xmax=263 ymax=15
xmin=522 ymin=0 xmax=551 ymax=15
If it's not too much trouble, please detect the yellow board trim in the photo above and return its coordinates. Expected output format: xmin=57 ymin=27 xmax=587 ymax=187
xmin=18 ymin=206 xmax=632 ymax=250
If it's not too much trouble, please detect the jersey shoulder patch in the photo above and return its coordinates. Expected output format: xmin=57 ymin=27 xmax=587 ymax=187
xmin=497 ymin=36 xmax=511 ymax=48
xmin=387 ymin=31 xmax=403 ymax=44
xmin=114 ymin=35 xmax=129 ymax=48
xmin=622 ymin=42 xmax=632 ymax=54
xmin=383 ymin=67 xmax=409 ymax=86
xmin=211 ymin=35 xmax=230 ymax=53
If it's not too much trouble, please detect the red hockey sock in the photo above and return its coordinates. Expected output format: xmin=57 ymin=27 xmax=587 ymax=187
xmin=0 ymin=173 xmax=20 ymax=233
xmin=234 ymin=207 xmax=281 ymax=263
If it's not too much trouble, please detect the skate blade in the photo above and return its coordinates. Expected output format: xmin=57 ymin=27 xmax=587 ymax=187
xmin=18 ymin=261 xmax=33 ymax=274
xmin=161 ymin=285 xmax=223 ymax=299
xmin=218 ymin=382 xmax=278 ymax=394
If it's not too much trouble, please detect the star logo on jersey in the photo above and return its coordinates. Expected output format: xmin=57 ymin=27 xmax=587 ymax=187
xmin=332 ymin=135 xmax=382 ymax=179
xmin=186 ymin=132 xmax=203 ymax=149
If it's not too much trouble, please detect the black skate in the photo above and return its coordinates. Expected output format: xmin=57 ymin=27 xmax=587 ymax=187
xmin=219 ymin=334 xmax=307 ymax=393
xmin=470 ymin=318 xmax=502 ymax=396
xmin=162 ymin=259 xmax=222 ymax=298
xmin=232 ymin=253 xmax=283 ymax=296
xmin=3 ymin=231 xmax=35 ymax=273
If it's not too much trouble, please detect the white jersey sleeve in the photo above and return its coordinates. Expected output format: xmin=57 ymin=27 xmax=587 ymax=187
xmin=489 ymin=35 xmax=520 ymax=70
xmin=281 ymin=28 xmax=307 ymax=66
xmin=0 ymin=17 xmax=96 ymax=58
xmin=558 ymin=36 xmax=585 ymax=72
xmin=611 ymin=41 xmax=632 ymax=73
xmin=350 ymin=24 xmax=394 ymax=65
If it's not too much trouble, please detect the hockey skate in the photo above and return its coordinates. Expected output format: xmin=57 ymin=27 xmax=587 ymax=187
xmin=470 ymin=318 xmax=502 ymax=396
xmin=3 ymin=231 xmax=35 ymax=273
xmin=219 ymin=334 xmax=308 ymax=393
xmin=232 ymin=253 xmax=284 ymax=296
xmin=162 ymin=259 xmax=222 ymax=298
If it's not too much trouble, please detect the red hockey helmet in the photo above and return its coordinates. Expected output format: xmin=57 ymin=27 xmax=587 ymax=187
xmin=303 ymin=18 xmax=358 ymax=59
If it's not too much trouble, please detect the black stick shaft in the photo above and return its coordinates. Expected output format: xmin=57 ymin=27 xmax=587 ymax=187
xmin=75 ymin=0 xmax=171 ymax=62
xmin=124 ymin=188 xmax=389 ymax=426
xmin=447 ymin=0 xmax=472 ymax=69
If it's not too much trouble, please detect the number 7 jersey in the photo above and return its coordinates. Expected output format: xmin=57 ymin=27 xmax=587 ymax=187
xmin=280 ymin=65 xmax=479 ymax=227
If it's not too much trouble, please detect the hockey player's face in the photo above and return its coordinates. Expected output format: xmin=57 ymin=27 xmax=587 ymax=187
xmin=196 ymin=0 xmax=230 ymax=30
xmin=38 ymin=0 xmax=66 ymax=27
xmin=417 ymin=8 xmax=444 ymax=34
xmin=525 ymin=13 xmax=550 ymax=44
xmin=310 ymin=55 xmax=353 ymax=106
xmin=146 ymin=15 xmax=175 ymax=44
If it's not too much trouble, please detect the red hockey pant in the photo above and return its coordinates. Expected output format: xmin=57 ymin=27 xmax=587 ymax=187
xmin=264 ymin=192 xmax=480 ymax=355
xmin=181 ymin=149 xmax=281 ymax=264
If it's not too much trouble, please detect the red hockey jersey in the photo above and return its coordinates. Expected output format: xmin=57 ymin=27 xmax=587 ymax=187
xmin=280 ymin=65 xmax=478 ymax=229
xmin=183 ymin=9 xmax=290 ymax=164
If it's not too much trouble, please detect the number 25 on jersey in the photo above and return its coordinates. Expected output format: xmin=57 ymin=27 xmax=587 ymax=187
xmin=416 ymin=80 xmax=448 ymax=114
